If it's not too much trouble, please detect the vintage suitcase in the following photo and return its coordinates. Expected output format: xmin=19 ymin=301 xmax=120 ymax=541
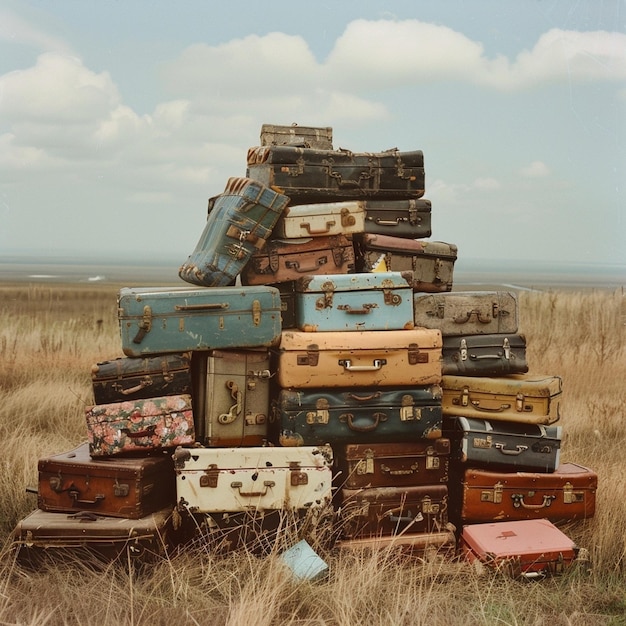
xmin=413 ymin=291 xmax=519 ymax=336
xmin=260 ymin=123 xmax=333 ymax=150
xmin=91 ymin=352 xmax=192 ymax=404
xmin=294 ymin=271 xmax=414 ymax=332
xmin=272 ymin=386 xmax=443 ymax=447
xmin=191 ymin=349 xmax=272 ymax=447
xmin=444 ymin=416 xmax=562 ymax=472
xmin=339 ymin=485 xmax=449 ymax=539
xmin=37 ymin=442 xmax=176 ymax=519
xmin=118 ymin=285 xmax=282 ymax=357
xmin=339 ymin=440 xmax=450 ymax=489
xmin=355 ymin=234 xmax=457 ymax=292
xmin=240 ymin=234 xmax=356 ymax=286
xmin=460 ymin=519 xmax=579 ymax=578
xmin=442 ymin=334 xmax=529 ymax=376
xmin=273 ymin=200 xmax=365 ymax=239
xmin=86 ymin=394 xmax=195 ymax=457
xmin=173 ymin=445 xmax=333 ymax=513
xmin=364 ymin=198 xmax=432 ymax=239
xmin=274 ymin=328 xmax=442 ymax=389
xmin=12 ymin=506 xmax=176 ymax=568
xmin=178 ymin=177 xmax=290 ymax=287
xmin=441 ymin=374 xmax=563 ymax=424
xmin=246 ymin=146 xmax=425 ymax=204
xmin=454 ymin=463 xmax=597 ymax=524
xmin=336 ymin=529 xmax=456 ymax=554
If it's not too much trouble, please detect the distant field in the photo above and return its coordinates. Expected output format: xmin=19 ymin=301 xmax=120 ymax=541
xmin=0 ymin=282 xmax=624 ymax=625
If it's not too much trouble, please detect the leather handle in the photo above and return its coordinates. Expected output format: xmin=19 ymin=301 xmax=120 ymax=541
xmin=69 ymin=489 xmax=105 ymax=506
xmin=511 ymin=494 xmax=555 ymax=509
xmin=175 ymin=303 xmax=229 ymax=311
xmin=230 ymin=480 xmax=275 ymax=497
xmin=453 ymin=309 xmax=492 ymax=324
xmin=470 ymin=401 xmax=511 ymax=413
xmin=345 ymin=412 xmax=380 ymax=433
xmin=346 ymin=392 xmax=382 ymax=402
xmin=495 ymin=443 xmax=528 ymax=456
xmin=121 ymin=425 xmax=157 ymax=438
xmin=301 ymin=221 xmax=335 ymax=235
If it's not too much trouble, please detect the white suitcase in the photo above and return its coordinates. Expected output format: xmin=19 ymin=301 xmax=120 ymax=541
xmin=272 ymin=200 xmax=366 ymax=238
xmin=173 ymin=445 xmax=333 ymax=513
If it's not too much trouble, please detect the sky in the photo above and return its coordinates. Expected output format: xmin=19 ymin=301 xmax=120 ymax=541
xmin=1 ymin=0 xmax=625 ymax=272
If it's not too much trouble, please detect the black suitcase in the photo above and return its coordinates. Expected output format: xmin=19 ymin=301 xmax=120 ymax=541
xmin=91 ymin=353 xmax=192 ymax=404
xmin=442 ymin=334 xmax=528 ymax=376
xmin=364 ymin=199 xmax=432 ymax=238
xmin=246 ymin=146 xmax=425 ymax=204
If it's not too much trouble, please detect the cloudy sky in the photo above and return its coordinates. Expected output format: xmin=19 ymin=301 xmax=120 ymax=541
xmin=1 ymin=0 xmax=624 ymax=271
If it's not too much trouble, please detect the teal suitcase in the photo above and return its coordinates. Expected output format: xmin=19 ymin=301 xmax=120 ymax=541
xmin=294 ymin=271 xmax=414 ymax=332
xmin=179 ymin=177 xmax=290 ymax=287
xmin=118 ymin=286 xmax=282 ymax=357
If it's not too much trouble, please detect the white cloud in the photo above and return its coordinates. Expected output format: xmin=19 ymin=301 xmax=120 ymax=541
xmin=520 ymin=161 xmax=551 ymax=177
xmin=0 ymin=9 xmax=73 ymax=54
xmin=473 ymin=177 xmax=501 ymax=190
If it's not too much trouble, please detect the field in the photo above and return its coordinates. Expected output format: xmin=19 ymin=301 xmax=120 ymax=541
xmin=0 ymin=282 xmax=624 ymax=625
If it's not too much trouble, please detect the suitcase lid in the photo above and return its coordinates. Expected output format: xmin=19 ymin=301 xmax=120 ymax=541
xmin=449 ymin=416 xmax=562 ymax=439
xmin=442 ymin=374 xmax=563 ymax=398
xmin=172 ymin=444 xmax=333 ymax=471
xmin=442 ymin=334 xmax=526 ymax=350
xmin=463 ymin=462 xmax=597 ymax=488
xmin=344 ymin=439 xmax=450 ymax=460
xmin=278 ymin=328 xmax=442 ymax=351
xmin=341 ymin=484 xmax=448 ymax=502
xmin=461 ymin=519 xmax=577 ymax=561
xmin=364 ymin=198 xmax=432 ymax=211
xmin=295 ymin=271 xmax=412 ymax=294
xmin=91 ymin=353 xmax=192 ymax=382
xmin=361 ymin=235 xmax=458 ymax=259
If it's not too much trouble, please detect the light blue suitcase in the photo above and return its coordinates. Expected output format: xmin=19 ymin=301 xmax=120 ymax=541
xmin=294 ymin=272 xmax=414 ymax=332
xmin=118 ymin=286 xmax=282 ymax=357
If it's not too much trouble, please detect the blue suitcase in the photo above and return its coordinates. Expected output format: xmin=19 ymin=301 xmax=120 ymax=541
xmin=179 ymin=177 xmax=290 ymax=287
xmin=294 ymin=271 xmax=414 ymax=332
xmin=118 ymin=286 xmax=282 ymax=357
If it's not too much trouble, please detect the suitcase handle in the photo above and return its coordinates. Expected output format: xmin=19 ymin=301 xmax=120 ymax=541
xmin=69 ymin=489 xmax=105 ymax=506
xmin=346 ymin=392 xmax=382 ymax=402
xmin=338 ymin=359 xmax=386 ymax=372
xmin=494 ymin=443 xmax=528 ymax=456
xmin=470 ymin=400 xmax=511 ymax=413
xmin=285 ymin=258 xmax=327 ymax=273
xmin=342 ymin=411 xmax=386 ymax=432
xmin=511 ymin=493 xmax=556 ymax=509
xmin=122 ymin=425 xmax=157 ymax=438
xmin=175 ymin=303 xmax=230 ymax=311
xmin=374 ymin=218 xmax=403 ymax=226
xmin=230 ymin=480 xmax=275 ymax=497
xmin=118 ymin=377 xmax=153 ymax=395
xmin=338 ymin=304 xmax=374 ymax=315
xmin=453 ymin=309 xmax=492 ymax=324
xmin=301 ymin=221 xmax=336 ymax=235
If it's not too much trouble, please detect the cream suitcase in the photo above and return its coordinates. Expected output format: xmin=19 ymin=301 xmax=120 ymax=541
xmin=173 ymin=445 xmax=333 ymax=513
xmin=272 ymin=201 xmax=366 ymax=238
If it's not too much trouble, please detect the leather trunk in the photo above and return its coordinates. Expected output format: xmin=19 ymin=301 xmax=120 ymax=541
xmin=191 ymin=349 xmax=271 ymax=447
xmin=413 ymin=291 xmax=519 ymax=336
xmin=294 ymin=271 xmax=414 ymax=332
xmin=355 ymin=234 xmax=457 ymax=292
xmin=240 ymin=234 xmax=355 ymax=286
xmin=85 ymin=394 xmax=195 ymax=457
xmin=460 ymin=519 xmax=579 ymax=578
xmin=364 ymin=198 xmax=432 ymax=239
xmin=246 ymin=146 xmax=425 ymax=203
xmin=271 ymin=386 xmax=443 ymax=447
xmin=441 ymin=374 xmax=563 ymax=425
xmin=274 ymin=328 xmax=442 ymax=389
xmin=173 ymin=445 xmax=333 ymax=513
xmin=91 ymin=353 xmax=192 ymax=404
xmin=118 ymin=285 xmax=282 ymax=357
xmin=260 ymin=123 xmax=333 ymax=150
xmin=37 ymin=442 xmax=176 ymax=519
xmin=339 ymin=439 xmax=450 ymax=489
xmin=339 ymin=485 xmax=449 ymax=539
xmin=453 ymin=463 xmax=597 ymax=524
xmin=12 ymin=506 xmax=176 ymax=568
xmin=179 ymin=177 xmax=289 ymax=287
xmin=273 ymin=200 xmax=365 ymax=239
xmin=444 ymin=416 xmax=562 ymax=472
xmin=442 ymin=334 xmax=529 ymax=376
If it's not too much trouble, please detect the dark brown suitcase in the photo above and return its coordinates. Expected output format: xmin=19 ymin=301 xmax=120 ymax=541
xmin=37 ymin=442 xmax=176 ymax=519
xmin=91 ymin=353 xmax=192 ymax=404
xmin=246 ymin=146 xmax=425 ymax=204
xmin=339 ymin=485 xmax=448 ymax=539
xmin=241 ymin=234 xmax=355 ymax=286
xmin=355 ymin=234 xmax=457 ymax=292
xmin=339 ymin=440 xmax=450 ymax=489
xmin=453 ymin=463 xmax=597 ymax=525
xmin=364 ymin=198 xmax=432 ymax=239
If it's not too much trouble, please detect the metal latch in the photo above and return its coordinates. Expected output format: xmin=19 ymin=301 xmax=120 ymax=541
xmin=218 ymin=381 xmax=242 ymax=424
xmin=132 ymin=305 xmax=152 ymax=344
xmin=356 ymin=449 xmax=375 ymax=475
xmin=340 ymin=206 xmax=356 ymax=227
xmin=480 ymin=482 xmax=503 ymax=504
xmin=408 ymin=343 xmax=429 ymax=364
xmin=400 ymin=394 xmax=421 ymax=421
xmin=315 ymin=281 xmax=335 ymax=309
xmin=563 ymin=482 xmax=585 ymax=504
xmin=381 ymin=279 xmax=402 ymax=306
xmin=289 ymin=461 xmax=308 ymax=486
xmin=421 ymin=496 xmax=440 ymax=514
xmin=252 ymin=300 xmax=261 ymax=326
xmin=297 ymin=345 xmax=319 ymax=366
xmin=460 ymin=338 xmax=468 ymax=361
xmin=199 ymin=465 xmax=220 ymax=488
xmin=306 ymin=397 xmax=330 ymax=425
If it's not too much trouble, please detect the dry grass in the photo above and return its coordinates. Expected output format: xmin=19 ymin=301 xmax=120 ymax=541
xmin=0 ymin=282 xmax=624 ymax=625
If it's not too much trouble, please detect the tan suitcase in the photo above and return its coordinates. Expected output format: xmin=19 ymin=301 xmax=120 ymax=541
xmin=274 ymin=328 xmax=442 ymax=388
xmin=442 ymin=374 xmax=563 ymax=424
xmin=273 ymin=201 xmax=365 ymax=239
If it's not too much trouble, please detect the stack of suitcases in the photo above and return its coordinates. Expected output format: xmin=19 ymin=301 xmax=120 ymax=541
xmin=12 ymin=124 xmax=596 ymax=577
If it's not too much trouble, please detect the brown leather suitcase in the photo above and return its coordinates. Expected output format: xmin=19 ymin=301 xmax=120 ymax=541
xmin=337 ymin=529 xmax=456 ymax=556
xmin=339 ymin=440 xmax=450 ymax=489
xmin=241 ymin=234 xmax=355 ymax=286
xmin=339 ymin=484 xmax=448 ymax=539
xmin=274 ymin=328 xmax=442 ymax=388
xmin=37 ymin=442 xmax=176 ymax=519
xmin=453 ymin=462 xmax=597 ymax=524
xmin=355 ymin=234 xmax=457 ymax=292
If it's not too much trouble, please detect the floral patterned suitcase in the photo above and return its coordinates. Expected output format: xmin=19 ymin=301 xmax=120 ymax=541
xmin=85 ymin=394 xmax=195 ymax=457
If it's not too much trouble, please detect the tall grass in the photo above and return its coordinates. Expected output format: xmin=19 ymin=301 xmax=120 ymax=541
xmin=0 ymin=283 xmax=624 ymax=625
